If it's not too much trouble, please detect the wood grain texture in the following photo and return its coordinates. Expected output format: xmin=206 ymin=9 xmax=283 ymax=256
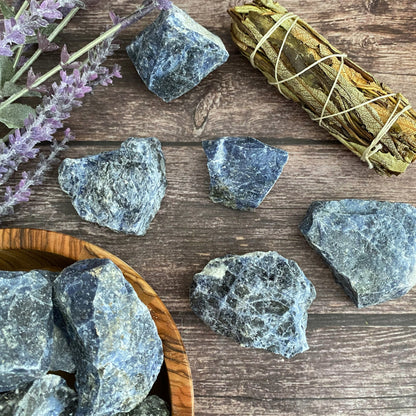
xmin=0 ymin=229 xmax=193 ymax=416
xmin=1 ymin=0 xmax=416 ymax=414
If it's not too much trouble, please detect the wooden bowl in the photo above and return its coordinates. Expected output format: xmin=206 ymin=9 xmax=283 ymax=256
xmin=0 ymin=228 xmax=194 ymax=416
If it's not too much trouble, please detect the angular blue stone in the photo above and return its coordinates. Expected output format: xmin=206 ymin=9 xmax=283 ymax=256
xmin=0 ymin=386 xmax=27 ymax=416
xmin=190 ymin=251 xmax=316 ymax=358
xmin=300 ymin=199 xmax=416 ymax=308
xmin=12 ymin=375 xmax=77 ymax=416
xmin=53 ymin=258 xmax=164 ymax=415
xmin=0 ymin=270 xmax=53 ymax=392
xmin=202 ymin=137 xmax=289 ymax=210
xmin=126 ymin=5 xmax=229 ymax=102
xmin=49 ymin=310 xmax=76 ymax=374
xmin=119 ymin=395 xmax=170 ymax=416
xmin=58 ymin=138 xmax=166 ymax=236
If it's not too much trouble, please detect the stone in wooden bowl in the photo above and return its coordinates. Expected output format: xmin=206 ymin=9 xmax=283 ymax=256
xmin=0 ymin=228 xmax=194 ymax=416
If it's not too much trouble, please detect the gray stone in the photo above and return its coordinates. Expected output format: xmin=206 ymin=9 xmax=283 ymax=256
xmin=300 ymin=199 xmax=416 ymax=308
xmin=53 ymin=258 xmax=164 ymax=416
xmin=49 ymin=310 xmax=76 ymax=374
xmin=13 ymin=374 xmax=77 ymax=416
xmin=202 ymin=137 xmax=288 ymax=210
xmin=126 ymin=4 xmax=229 ymax=102
xmin=120 ymin=395 xmax=170 ymax=416
xmin=190 ymin=251 xmax=316 ymax=358
xmin=0 ymin=270 xmax=53 ymax=392
xmin=58 ymin=137 xmax=166 ymax=236
xmin=0 ymin=385 xmax=28 ymax=416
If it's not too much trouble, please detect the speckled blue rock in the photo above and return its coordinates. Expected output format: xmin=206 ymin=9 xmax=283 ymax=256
xmin=126 ymin=4 xmax=229 ymax=102
xmin=13 ymin=375 xmax=77 ymax=416
xmin=0 ymin=270 xmax=53 ymax=392
xmin=0 ymin=386 xmax=28 ymax=416
xmin=119 ymin=396 xmax=170 ymax=416
xmin=58 ymin=137 xmax=166 ymax=236
xmin=49 ymin=309 xmax=76 ymax=374
xmin=53 ymin=258 xmax=164 ymax=416
xmin=190 ymin=251 xmax=316 ymax=358
xmin=300 ymin=199 xmax=416 ymax=308
xmin=202 ymin=137 xmax=288 ymax=210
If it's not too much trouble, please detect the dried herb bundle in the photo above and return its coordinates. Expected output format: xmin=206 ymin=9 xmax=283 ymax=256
xmin=229 ymin=0 xmax=416 ymax=176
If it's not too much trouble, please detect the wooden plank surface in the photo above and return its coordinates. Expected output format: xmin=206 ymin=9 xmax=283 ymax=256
xmin=2 ymin=0 xmax=416 ymax=415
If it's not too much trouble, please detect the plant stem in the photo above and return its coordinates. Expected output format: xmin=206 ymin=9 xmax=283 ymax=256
xmin=0 ymin=2 xmax=158 ymax=113
xmin=11 ymin=0 xmax=29 ymax=67
xmin=11 ymin=7 xmax=81 ymax=83
xmin=14 ymin=0 xmax=28 ymax=18
xmin=13 ymin=44 xmax=23 ymax=69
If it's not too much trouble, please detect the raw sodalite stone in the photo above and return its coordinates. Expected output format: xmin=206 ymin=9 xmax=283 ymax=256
xmin=118 ymin=396 xmax=170 ymax=416
xmin=53 ymin=258 xmax=164 ymax=416
xmin=126 ymin=4 xmax=229 ymax=102
xmin=49 ymin=309 xmax=76 ymax=374
xmin=300 ymin=199 xmax=416 ymax=308
xmin=13 ymin=375 xmax=77 ymax=416
xmin=58 ymin=137 xmax=166 ymax=236
xmin=0 ymin=386 xmax=28 ymax=416
xmin=190 ymin=251 xmax=316 ymax=358
xmin=202 ymin=137 xmax=289 ymax=210
xmin=0 ymin=270 xmax=53 ymax=392
xmin=34 ymin=270 xmax=76 ymax=373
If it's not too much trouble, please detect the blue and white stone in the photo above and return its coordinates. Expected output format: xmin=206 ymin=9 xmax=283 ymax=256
xmin=300 ymin=199 xmax=416 ymax=308
xmin=0 ymin=270 xmax=53 ymax=392
xmin=202 ymin=137 xmax=288 ymax=210
xmin=13 ymin=375 xmax=77 ymax=416
xmin=190 ymin=251 xmax=316 ymax=358
xmin=53 ymin=258 xmax=164 ymax=415
xmin=119 ymin=395 xmax=170 ymax=416
xmin=126 ymin=4 xmax=229 ymax=102
xmin=58 ymin=137 xmax=166 ymax=236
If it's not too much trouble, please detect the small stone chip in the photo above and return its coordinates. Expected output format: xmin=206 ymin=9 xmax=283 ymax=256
xmin=13 ymin=375 xmax=77 ymax=416
xmin=202 ymin=137 xmax=288 ymax=210
xmin=190 ymin=251 xmax=316 ymax=358
xmin=0 ymin=270 xmax=53 ymax=392
xmin=54 ymin=258 xmax=164 ymax=415
xmin=58 ymin=137 xmax=166 ymax=236
xmin=300 ymin=199 xmax=416 ymax=307
xmin=126 ymin=4 xmax=229 ymax=102
xmin=120 ymin=395 xmax=170 ymax=416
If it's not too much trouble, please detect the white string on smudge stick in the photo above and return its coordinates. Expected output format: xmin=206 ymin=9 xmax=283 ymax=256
xmin=249 ymin=12 xmax=412 ymax=169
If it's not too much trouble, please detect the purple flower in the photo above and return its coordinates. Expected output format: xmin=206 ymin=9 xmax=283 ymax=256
xmin=0 ymin=35 xmax=121 ymax=192
xmin=0 ymin=128 xmax=74 ymax=217
xmin=0 ymin=0 xmax=83 ymax=56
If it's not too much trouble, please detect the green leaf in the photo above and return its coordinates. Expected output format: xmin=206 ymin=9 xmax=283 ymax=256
xmin=0 ymin=103 xmax=36 ymax=129
xmin=0 ymin=1 xmax=15 ymax=18
xmin=0 ymin=56 xmax=14 ymax=87
xmin=0 ymin=81 xmax=42 ymax=98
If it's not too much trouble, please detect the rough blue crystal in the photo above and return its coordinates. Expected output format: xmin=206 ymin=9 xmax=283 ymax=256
xmin=53 ymin=258 xmax=164 ymax=416
xmin=49 ymin=310 xmax=76 ymax=374
xmin=58 ymin=137 xmax=166 ymax=236
xmin=300 ymin=199 xmax=416 ymax=308
xmin=202 ymin=137 xmax=289 ymax=210
xmin=119 ymin=396 xmax=170 ymax=416
xmin=0 ymin=270 xmax=53 ymax=392
xmin=0 ymin=386 xmax=28 ymax=416
xmin=190 ymin=251 xmax=316 ymax=358
xmin=126 ymin=4 xmax=229 ymax=102
xmin=11 ymin=375 xmax=77 ymax=416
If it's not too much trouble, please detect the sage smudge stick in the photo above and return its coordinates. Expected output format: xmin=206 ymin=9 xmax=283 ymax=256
xmin=229 ymin=0 xmax=416 ymax=176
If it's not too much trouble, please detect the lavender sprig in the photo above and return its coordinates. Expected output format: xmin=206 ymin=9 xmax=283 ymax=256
xmin=0 ymin=0 xmax=171 ymax=219
xmin=0 ymin=128 xmax=73 ymax=217
xmin=0 ymin=0 xmax=83 ymax=57
xmin=0 ymin=36 xmax=121 ymax=185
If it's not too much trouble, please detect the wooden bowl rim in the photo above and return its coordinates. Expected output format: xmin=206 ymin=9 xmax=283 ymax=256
xmin=0 ymin=228 xmax=194 ymax=416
